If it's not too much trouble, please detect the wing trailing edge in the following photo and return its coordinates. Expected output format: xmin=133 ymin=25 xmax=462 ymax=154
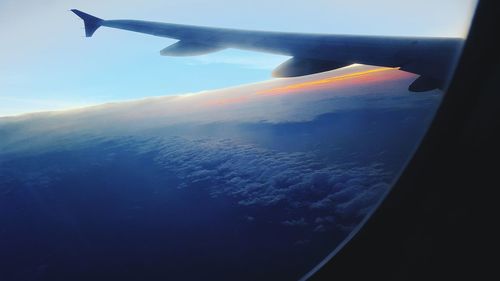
xmin=160 ymin=41 xmax=226 ymax=56
xmin=273 ymin=58 xmax=351 ymax=77
xmin=408 ymin=76 xmax=444 ymax=92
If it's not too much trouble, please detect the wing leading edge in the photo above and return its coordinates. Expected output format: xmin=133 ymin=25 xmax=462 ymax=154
xmin=71 ymin=9 xmax=464 ymax=92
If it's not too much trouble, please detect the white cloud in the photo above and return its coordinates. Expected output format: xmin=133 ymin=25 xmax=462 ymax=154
xmin=147 ymin=136 xmax=393 ymax=231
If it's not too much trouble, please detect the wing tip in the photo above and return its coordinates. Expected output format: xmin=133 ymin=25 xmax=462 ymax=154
xmin=71 ymin=9 xmax=103 ymax=37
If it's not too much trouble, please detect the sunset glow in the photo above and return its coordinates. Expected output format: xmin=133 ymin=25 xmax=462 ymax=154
xmin=199 ymin=66 xmax=415 ymax=108
xmin=257 ymin=67 xmax=407 ymax=96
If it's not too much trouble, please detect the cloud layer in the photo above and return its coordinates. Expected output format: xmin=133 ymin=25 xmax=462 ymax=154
xmin=141 ymin=136 xmax=393 ymax=232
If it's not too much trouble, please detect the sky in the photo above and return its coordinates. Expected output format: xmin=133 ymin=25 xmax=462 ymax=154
xmin=0 ymin=0 xmax=478 ymax=116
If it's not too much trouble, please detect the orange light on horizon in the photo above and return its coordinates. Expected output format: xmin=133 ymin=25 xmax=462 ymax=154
xmin=257 ymin=67 xmax=404 ymax=96
xmin=200 ymin=66 xmax=412 ymax=108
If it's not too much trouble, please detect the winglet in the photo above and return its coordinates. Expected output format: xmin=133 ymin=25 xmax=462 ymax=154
xmin=71 ymin=9 xmax=103 ymax=37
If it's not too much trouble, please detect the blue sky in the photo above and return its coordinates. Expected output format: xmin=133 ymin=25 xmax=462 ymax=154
xmin=0 ymin=0 xmax=477 ymax=116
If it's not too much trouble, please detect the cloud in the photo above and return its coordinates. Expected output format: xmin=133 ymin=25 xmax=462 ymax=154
xmin=313 ymin=224 xmax=327 ymax=233
xmin=282 ymin=217 xmax=308 ymax=227
xmin=0 ymin=130 xmax=395 ymax=241
xmin=0 ymin=122 xmax=396 ymax=235
xmin=145 ymin=136 xmax=394 ymax=232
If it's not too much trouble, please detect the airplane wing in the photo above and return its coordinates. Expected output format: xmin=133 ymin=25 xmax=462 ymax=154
xmin=71 ymin=9 xmax=464 ymax=92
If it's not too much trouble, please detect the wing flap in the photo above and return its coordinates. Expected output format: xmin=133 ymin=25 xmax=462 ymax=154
xmin=408 ymin=76 xmax=443 ymax=92
xmin=160 ymin=41 xmax=226 ymax=56
xmin=272 ymin=57 xmax=351 ymax=77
